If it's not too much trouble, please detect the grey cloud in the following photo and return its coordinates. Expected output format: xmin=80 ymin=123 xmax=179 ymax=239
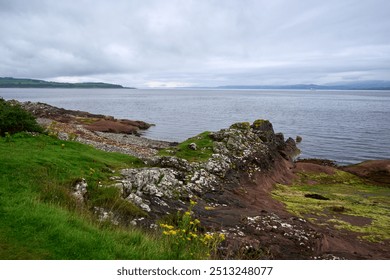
xmin=0 ymin=0 xmax=389 ymax=87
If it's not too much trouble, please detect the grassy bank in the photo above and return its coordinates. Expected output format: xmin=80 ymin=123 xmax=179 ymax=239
xmin=0 ymin=133 xmax=209 ymax=259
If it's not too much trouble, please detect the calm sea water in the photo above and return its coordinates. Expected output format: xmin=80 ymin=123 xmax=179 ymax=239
xmin=1 ymin=88 xmax=389 ymax=165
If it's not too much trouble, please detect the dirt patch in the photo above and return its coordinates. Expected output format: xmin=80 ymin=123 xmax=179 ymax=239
xmin=296 ymin=158 xmax=338 ymax=167
xmin=338 ymin=214 xmax=372 ymax=227
xmin=84 ymin=119 xmax=139 ymax=134
xmin=294 ymin=162 xmax=336 ymax=175
xmin=342 ymin=160 xmax=390 ymax=186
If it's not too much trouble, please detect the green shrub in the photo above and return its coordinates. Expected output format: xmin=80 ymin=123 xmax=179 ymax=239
xmin=0 ymin=98 xmax=43 ymax=136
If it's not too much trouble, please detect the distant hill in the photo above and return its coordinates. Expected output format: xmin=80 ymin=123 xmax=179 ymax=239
xmin=0 ymin=77 xmax=130 ymax=89
xmin=217 ymin=80 xmax=390 ymax=90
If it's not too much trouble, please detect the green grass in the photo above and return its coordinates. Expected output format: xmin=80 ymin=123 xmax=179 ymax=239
xmin=0 ymin=133 xmax=210 ymax=259
xmin=272 ymin=170 xmax=390 ymax=242
xmin=158 ymin=131 xmax=214 ymax=162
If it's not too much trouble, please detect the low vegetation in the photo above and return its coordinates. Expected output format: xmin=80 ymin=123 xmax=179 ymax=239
xmin=0 ymin=132 xmax=221 ymax=259
xmin=0 ymin=100 xmax=227 ymax=259
xmin=272 ymin=170 xmax=390 ymax=242
xmin=158 ymin=131 xmax=214 ymax=162
xmin=0 ymin=98 xmax=43 ymax=136
xmin=159 ymin=200 xmax=225 ymax=259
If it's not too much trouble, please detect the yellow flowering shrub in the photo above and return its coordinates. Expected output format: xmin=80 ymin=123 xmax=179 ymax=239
xmin=159 ymin=200 xmax=225 ymax=259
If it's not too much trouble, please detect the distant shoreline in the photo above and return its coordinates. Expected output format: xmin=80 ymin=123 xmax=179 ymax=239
xmin=0 ymin=77 xmax=134 ymax=89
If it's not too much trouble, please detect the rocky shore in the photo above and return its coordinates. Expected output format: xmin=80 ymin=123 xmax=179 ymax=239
xmin=13 ymin=100 xmax=390 ymax=259
xmin=11 ymin=100 xmax=172 ymax=158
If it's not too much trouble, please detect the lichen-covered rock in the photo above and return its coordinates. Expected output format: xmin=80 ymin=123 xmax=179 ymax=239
xmin=125 ymin=193 xmax=151 ymax=212
xmin=114 ymin=119 xmax=298 ymax=200
xmin=93 ymin=207 xmax=119 ymax=225
xmin=106 ymin=119 xmax=299 ymax=229
xmin=187 ymin=168 xmax=219 ymax=193
xmin=230 ymin=122 xmax=251 ymax=130
xmin=204 ymin=154 xmax=232 ymax=177
xmin=188 ymin=142 xmax=197 ymax=150
xmin=152 ymin=156 xmax=192 ymax=172
xmin=120 ymin=167 xmax=185 ymax=199
xmin=72 ymin=178 xmax=87 ymax=202
xmin=251 ymin=119 xmax=276 ymax=143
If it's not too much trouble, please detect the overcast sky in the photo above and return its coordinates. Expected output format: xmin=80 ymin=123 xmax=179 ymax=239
xmin=0 ymin=0 xmax=389 ymax=87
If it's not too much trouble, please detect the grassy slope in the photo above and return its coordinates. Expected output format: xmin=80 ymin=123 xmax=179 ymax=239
xmin=272 ymin=170 xmax=390 ymax=242
xmin=0 ymin=133 xmax=191 ymax=259
xmin=158 ymin=131 xmax=214 ymax=162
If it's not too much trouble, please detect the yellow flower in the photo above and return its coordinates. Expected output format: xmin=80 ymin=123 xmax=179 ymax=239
xmin=204 ymin=206 xmax=214 ymax=210
xmin=184 ymin=211 xmax=191 ymax=216
xmin=219 ymin=233 xmax=226 ymax=241
xmin=162 ymin=231 xmax=169 ymax=235
xmin=190 ymin=200 xmax=197 ymax=206
xmin=194 ymin=219 xmax=201 ymax=224
xmin=160 ymin=223 xmax=174 ymax=230
xmin=203 ymin=233 xmax=213 ymax=240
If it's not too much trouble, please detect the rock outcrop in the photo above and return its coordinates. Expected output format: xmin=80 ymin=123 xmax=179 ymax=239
xmin=109 ymin=120 xmax=298 ymax=215
xmin=12 ymin=100 xmax=152 ymax=135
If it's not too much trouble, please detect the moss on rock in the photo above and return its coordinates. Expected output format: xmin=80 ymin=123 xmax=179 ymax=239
xmin=229 ymin=122 xmax=251 ymax=130
xmin=251 ymin=119 xmax=272 ymax=131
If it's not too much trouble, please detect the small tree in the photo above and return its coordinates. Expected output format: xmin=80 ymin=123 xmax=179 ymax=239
xmin=0 ymin=98 xmax=43 ymax=136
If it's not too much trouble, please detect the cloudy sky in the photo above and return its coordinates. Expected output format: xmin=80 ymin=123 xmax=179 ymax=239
xmin=0 ymin=0 xmax=389 ymax=87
